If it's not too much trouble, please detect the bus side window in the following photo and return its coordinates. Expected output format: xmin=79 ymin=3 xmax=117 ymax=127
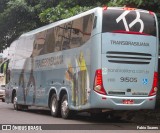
xmin=3 ymin=60 xmax=10 ymax=84
xmin=6 ymin=69 xmax=10 ymax=84
xmin=93 ymin=16 xmax=97 ymax=29
xmin=0 ymin=63 xmax=4 ymax=73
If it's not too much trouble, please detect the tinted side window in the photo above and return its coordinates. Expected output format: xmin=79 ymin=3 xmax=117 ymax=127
xmin=32 ymin=13 xmax=94 ymax=57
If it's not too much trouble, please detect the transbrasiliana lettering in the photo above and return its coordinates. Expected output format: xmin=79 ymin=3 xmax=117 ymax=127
xmin=110 ymin=40 xmax=149 ymax=46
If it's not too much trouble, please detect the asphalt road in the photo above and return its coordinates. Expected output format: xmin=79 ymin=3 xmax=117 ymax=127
xmin=0 ymin=100 xmax=159 ymax=133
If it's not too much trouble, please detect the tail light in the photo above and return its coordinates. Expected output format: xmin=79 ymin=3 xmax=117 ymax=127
xmin=93 ymin=69 xmax=107 ymax=95
xmin=149 ymin=72 xmax=158 ymax=96
xmin=103 ymin=6 xmax=107 ymax=11
xmin=149 ymin=11 xmax=154 ymax=15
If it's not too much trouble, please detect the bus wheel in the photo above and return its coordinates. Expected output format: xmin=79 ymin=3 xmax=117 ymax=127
xmin=21 ymin=105 xmax=28 ymax=110
xmin=61 ymin=94 xmax=71 ymax=119
xmin=50 ymin=94 xmax=60 ymax=117
xmin=2 ymin=98 xmax=5 ymax=102
xmin=13 ymin=94 xmax=18 ymax=110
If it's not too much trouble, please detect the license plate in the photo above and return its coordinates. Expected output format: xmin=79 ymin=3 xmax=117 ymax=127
xmin=122 ymin=99 xmax=134 ymax=104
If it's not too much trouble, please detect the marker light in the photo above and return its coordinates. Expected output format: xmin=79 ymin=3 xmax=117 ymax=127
xmin=149 ymin=11 xmax=154 ymax=15
xmin=103 ymin=6 xmax=107 ymax=11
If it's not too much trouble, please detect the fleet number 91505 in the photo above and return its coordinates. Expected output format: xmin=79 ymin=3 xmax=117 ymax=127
xmin=120 ymin=77 xmax=137 ymax=82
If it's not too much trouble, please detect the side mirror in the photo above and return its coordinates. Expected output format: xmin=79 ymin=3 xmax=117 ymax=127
xmin=0 ymin=85 xmax=5 ymax=90
xmin=1 ymin=85 xmax=5 ymax=87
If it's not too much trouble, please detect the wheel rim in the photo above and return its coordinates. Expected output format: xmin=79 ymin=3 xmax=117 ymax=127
xmin=61 ymin=99 xmax=68 ymax=116
xmin=13 ymin=96 xmax=17 ymax=109
xmin=51 ymin=97 xmax=57 ymax=113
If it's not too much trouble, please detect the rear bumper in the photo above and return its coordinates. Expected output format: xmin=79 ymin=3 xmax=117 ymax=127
xmin=90 ymin=91 xmax=156 ymax=110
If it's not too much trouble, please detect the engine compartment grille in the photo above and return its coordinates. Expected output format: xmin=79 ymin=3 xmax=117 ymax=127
xmin=106 ymin=51 xmax=151 ymax=64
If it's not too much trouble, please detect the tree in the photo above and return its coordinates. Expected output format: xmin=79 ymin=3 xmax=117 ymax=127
xmin=0 ymin=0 xmax=10 ymax=13
xmin=0 ymin=0 xmax=47 ymax=50
xmin=39 ymin=0 xmax=160 ymax=23
xmin=0 ymin=0 xmax=66 ymax=50
xmin=39 ymin=0 xmax=109 ymax=23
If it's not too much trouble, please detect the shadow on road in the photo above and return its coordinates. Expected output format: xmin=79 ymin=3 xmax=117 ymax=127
xmin=6 ymin=101 xmax=160 ymax=125
xmin=18 ymin=107 xmax=130 ymax=124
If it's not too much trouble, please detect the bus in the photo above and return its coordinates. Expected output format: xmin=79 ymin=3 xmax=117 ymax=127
xmin=2 ymin=7 xmax=159 ymax=119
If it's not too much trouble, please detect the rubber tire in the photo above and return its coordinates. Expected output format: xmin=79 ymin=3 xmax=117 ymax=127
xmin=13 ymin=93 xmax=19 ymax=110
xmin=21 ymin=105 xmax=28 ymax=110
xmin=50 ymin=94 xmax=60 ymax=117
xmin=2 ymin=98 xmax=5 ymax=102
xmin=13 ymin=94 xmax=28 ymax=111
xmin=61 ymin=94 xmax=72 ymax=119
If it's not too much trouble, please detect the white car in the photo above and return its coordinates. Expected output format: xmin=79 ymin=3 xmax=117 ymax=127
xmin=0 ymin=85 xmax=5 ymax=102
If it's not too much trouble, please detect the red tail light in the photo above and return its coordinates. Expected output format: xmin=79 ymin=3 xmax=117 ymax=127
xmin=149 ymin=72 xmax=158 ymax=96
xmin=149 ymin=11 xmax=154 ymax=16
xmin=103 ymin=6 xmax=107 ymax=11
xmin=93 ymin=69 xmax=107 ymax=95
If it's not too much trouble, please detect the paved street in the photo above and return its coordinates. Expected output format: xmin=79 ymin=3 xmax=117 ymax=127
xmin=0 ymin=100 xmax=159 ymax=133
xmin=0 ymin=100 xmax=130 ymax=125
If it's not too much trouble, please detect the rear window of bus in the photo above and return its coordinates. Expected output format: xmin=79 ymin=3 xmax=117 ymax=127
xmin=102 ymin=9 xmax=156 ymax=36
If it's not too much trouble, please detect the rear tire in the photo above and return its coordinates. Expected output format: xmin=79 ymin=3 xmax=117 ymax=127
xmin=61 ymin=94 xmax=72 ymax=119
xmin=2 ymin=98 xmax=5 ymax=102
xmin=13 ymin=93 xmax=18 ymax=110
xmin=50 ymin=94 xmax=60 ymax=117
xmin=13 ymin=93 xmax=28 ymax=111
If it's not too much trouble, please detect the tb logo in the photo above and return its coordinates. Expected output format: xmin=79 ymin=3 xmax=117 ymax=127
xmin=116 ymin=11 xmax=144 ymax=32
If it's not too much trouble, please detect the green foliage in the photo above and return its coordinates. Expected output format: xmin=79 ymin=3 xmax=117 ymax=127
xmin=39 ymin=0 xmax=109 ymax=23
xmin=40 ymin=5 xmax=92 ymax=22
xmin=39 ymin=0 xmax=160 ymax=24
xmin=108 ymin=0 xmax=143 ymax=7
xmin=0 ymin=0 xmax=45 ymax=50
xmin=0 ymin=0 xmax=10 ymax=13
xmin=108 ymin=0 xmax=160 ymax=12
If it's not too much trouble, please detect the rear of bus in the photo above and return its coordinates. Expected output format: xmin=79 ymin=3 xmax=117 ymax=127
xmin=93 ymin=7 xmax=159 ymax=110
